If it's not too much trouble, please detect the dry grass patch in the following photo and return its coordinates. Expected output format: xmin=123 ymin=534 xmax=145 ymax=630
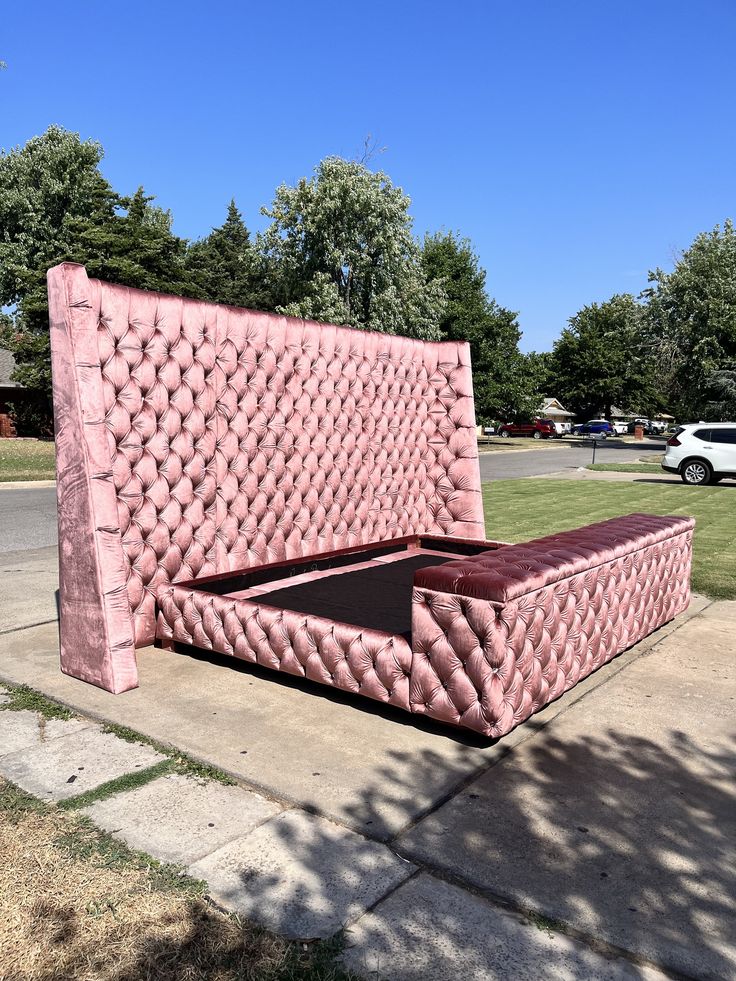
xmin=0 ymin=780 xmax=352 ymax=981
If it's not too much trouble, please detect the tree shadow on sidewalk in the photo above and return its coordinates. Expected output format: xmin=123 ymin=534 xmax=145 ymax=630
xmin=121 ymin=638 xmax=736 ymax=977
xmin=13 ymin=645 xmax=734 ymax=979
xmin=340 ymin=725 xmax=736 ymax=979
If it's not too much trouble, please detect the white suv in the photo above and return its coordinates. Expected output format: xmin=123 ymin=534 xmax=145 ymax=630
xmin=662 ymin=423 xmax=736 ymax=485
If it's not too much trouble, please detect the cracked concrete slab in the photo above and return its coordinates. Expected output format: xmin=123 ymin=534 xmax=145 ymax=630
xmin=0 ymin=726 xmax=166 ymax=801
xmin=0 ymin=708 xmax=91 ymax=756
xmin=83 ymin=772 xmax=282 ymax=865
xmin=342 ymin=872 xmax=667 ymax=981
xmin=397 ymin=601 xmax=736 ymax=981
xmin=189 ymin=809 xmax=414 ymax=939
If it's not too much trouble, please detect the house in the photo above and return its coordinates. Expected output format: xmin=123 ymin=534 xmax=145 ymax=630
xmin=608 ymin=406 xmax=675 ymax=432
xmin=539 ymin=397 xmax=576 ymax=421
xmin=539 ymin=397 xmax=576 ymax=433
xmin=0 ymin=348 xmax=23 ymax=437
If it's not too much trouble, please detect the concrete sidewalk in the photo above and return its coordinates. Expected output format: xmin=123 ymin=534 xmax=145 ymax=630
xmin=0 ymin=544 xmax=58 ymax=633
xmin=2 ymin=591 xmax=734 ymax=979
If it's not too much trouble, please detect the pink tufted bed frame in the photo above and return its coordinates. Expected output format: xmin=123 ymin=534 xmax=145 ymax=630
xmin=48 ymin=263 xmax=694 ymax=737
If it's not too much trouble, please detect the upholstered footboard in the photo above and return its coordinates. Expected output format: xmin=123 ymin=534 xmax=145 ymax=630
xmin=155 ymin=515 xmax=694 ymax=738
xmin=409 ymin=514 xmax=694 ymax=737
xmin=157 ymin=584 xmax=415 ymax=710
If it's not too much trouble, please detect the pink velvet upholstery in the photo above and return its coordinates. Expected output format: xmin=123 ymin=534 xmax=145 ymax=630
xmin=49 ymin=263 xmax=694 ymax=732
xmin=49 ymin=265 xmax=138 ymax=693
xmin=413 ymin=513 xmax=695 ymax=601
xmin=157 ymin=585 xmax=414 ymax=710
xmin=154 ymin=514 xmax=693 ymax=737
xmin=49 ymin=263 xmax=484 ymax=692
xmin=411 ymin=514 xmax=694 ymax=736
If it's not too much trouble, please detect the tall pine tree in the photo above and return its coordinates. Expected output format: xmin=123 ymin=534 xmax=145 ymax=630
xmin=421 ymin=231 xmax=540 ymax=421
xmin=186 ymin=200 xmax=269 ymax=309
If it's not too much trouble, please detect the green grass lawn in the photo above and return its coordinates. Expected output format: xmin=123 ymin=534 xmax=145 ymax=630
xmin=587 ymin=462 xmax=663 ymax=473
xmin=483 ymin=479 xmax=736 ymax=600
xmin=0 ymin=439 xmax=56 ymax=482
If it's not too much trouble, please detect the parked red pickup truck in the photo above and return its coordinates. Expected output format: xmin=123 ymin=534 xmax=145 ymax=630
xmin=497 ymin=418 xmax=558 ymax=440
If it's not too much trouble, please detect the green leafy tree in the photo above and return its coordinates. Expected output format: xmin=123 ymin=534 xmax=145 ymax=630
xmin=260 ymin=156 xmax=445 ymax=339
xmin=0 ymin=126 xmax=116 ymax=307
xmin=186 ymin=199 xmax=270 ymax=309
xmin=523 ymin=350 xmax=555 ymax=399
xmin=703 ymin=366 xmax=736 ymax=420
xmin=421 ymin=231 xmax=541 ymax=421
xmin=548 ymin=294 xmax=659 ymax=419
xmin=644 ymin=220 xmax=736 ymax=418
xmin=0 ymin=128 xmax=199 ymax=432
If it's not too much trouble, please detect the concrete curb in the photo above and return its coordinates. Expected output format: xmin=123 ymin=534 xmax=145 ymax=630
xmin=0 ymin=479 xmax=57 ymax=490
xmin=528 ymin=469 xmax=680 ymax=483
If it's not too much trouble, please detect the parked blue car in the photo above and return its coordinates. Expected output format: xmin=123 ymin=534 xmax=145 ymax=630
xmin=572 ymin=418 xmax=614 ymax=438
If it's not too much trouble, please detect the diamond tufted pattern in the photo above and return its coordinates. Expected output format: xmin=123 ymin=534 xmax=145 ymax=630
xmin=49 ymin=262 xmax=694 ymax=726
xmin=212 ymin=306 xmax=484 ymax=572
xmin=413 ymin=513 xmax=695 ymax=602
xmin=410 ymin=514 xmax=694 ymax=736
xmin=92 ymin=277 xmax=222 ymax=646
xmin=157 ymin=584 xmax=414 ymax=709
xmin=49 ymin=263 xmax=484 ymax=692
xmin=153 ymin=513 xmax=694 ymax=736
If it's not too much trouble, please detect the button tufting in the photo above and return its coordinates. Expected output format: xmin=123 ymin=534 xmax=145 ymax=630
xmin=73 ymin=278 xmax=690 ymax=740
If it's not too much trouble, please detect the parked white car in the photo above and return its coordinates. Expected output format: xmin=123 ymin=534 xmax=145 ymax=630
xmin=662 ymin=423 xmax=736 ymax=485
xmin=612 ymin=421 xmax=629 ymax=435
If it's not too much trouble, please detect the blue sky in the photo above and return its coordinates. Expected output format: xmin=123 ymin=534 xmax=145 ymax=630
xmin=2 ymin=0 xmax=734 ymax=350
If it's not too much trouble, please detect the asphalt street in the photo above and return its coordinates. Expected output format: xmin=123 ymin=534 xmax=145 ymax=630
xmin=478 ymin=436 xmax=665 ymax=480
xmin=0 ymin=487 xmax=60 ymax=632
xmin=0 ymin=486 xmax=58 ymax=553
xmin=0 ymin=438 xmax=665 ymax=555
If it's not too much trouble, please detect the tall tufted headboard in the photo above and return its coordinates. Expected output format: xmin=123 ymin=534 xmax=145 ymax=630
xmin=48 ymin=263 xmax=485 ymax=693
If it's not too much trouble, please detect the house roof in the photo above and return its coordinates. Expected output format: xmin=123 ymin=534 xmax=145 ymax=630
xmin=540 ymin=397 xmax=575 ymax=417
xmin=0 ymin=348 xmax=23 ymax=388
xmin=609 ymin=405 xmax=675 ymax=420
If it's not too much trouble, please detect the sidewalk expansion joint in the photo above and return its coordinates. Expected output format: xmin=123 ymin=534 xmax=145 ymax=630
xmin=340 ymin=865 xmax=423 ymax=936
xmin=383 ymin=857 xmax=698 ymax=981
xmin=0 ymin=617 xmax=59 ymax=637
xmin=59 ymin=758 xmax=175 ymax=811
